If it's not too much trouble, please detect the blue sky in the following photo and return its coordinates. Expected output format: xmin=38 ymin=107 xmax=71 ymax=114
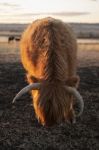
xmin=0 ymin=0 xmax=99 ymax=23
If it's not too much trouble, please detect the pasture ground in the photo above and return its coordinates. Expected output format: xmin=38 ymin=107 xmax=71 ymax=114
xmin=0 ymin=42 xmax=99 ymax=150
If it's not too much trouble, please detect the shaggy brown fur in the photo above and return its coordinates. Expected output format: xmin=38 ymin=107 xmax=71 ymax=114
xmin=20 ymin=17 xmax=79 ymax=126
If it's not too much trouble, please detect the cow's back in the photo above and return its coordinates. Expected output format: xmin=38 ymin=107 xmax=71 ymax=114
xmin=20 ymin=17 xmax=77 ymax=81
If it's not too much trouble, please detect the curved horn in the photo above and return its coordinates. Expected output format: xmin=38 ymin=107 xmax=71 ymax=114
xmin=65 ymin=86 xmax=84 ymax=117
xmin=12 ymin=83 xmax=41 ymax=103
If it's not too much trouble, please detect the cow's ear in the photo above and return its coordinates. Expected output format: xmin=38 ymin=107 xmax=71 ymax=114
xmin=65 ymin=76 xmax=80 ymax=88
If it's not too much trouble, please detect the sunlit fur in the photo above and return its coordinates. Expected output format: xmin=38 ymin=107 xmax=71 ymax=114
xmin=20 ymin=17 xmax=79 ymax=126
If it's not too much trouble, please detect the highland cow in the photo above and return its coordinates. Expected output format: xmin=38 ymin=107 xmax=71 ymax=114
xmin=13 ymin=17 xmax=84 ymax=126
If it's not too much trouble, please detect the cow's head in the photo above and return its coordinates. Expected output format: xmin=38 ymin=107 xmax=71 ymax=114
xmin=13 ymin=76 xmax=84 ymax=126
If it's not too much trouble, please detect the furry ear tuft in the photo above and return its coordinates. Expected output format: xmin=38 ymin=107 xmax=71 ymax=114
xmin=66 ymin=76 xmax=80 ymax=88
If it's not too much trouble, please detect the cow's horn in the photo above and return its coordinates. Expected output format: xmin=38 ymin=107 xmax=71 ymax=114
xmin=12 ymin=83 xmax=41 ymax=103
xmin=65 ymin=86 xmax=84 ymax=117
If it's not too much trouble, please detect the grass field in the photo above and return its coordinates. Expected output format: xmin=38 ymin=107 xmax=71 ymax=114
xmin=0 ymin=40 xmax=99 ymax=150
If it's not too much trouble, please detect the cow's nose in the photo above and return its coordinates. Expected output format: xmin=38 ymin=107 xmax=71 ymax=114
xmin=70 ymin=117 xmax=76 ymax=124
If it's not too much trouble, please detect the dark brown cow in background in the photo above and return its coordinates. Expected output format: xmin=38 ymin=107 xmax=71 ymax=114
xmin=15 ymin=37 xmax=20 ymax=42
xmin=13 ymin=17 xmax=84 ymax=127
xmin=8 ymin=36 xmax=15 ymax=43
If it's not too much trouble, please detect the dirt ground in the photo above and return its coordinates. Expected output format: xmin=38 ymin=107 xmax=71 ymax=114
xmin=0 ymin=42 xmax=99 ymax=150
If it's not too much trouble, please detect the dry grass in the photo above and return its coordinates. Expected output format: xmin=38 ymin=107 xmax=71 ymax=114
xmin=78 ymin=43 xmax=99 ymax=51
xmin=77 ymin=42 xmax=99 ymax=67
xmin=0 ymin=42 xmax=20 ymax=63
xmin=0 ymin=42 xmax=19 ymax=52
